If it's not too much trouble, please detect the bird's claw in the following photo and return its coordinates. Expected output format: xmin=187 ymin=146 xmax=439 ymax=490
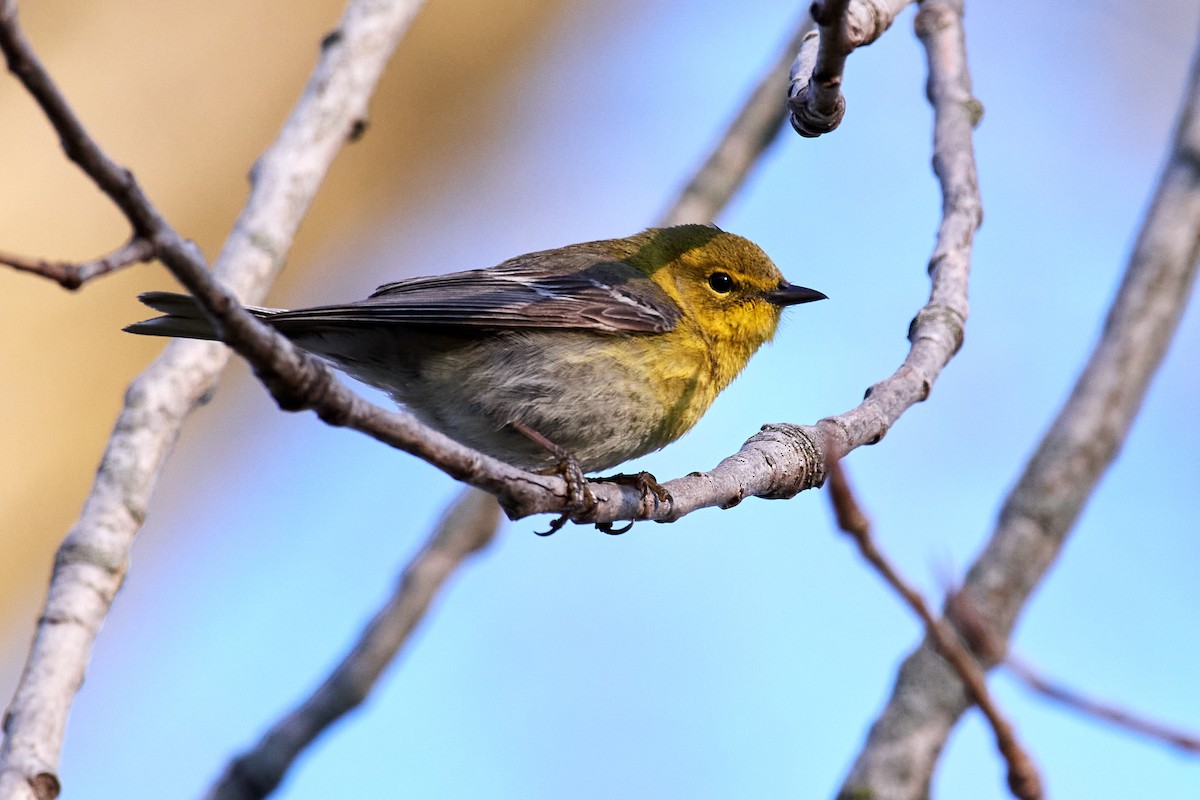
xmin=531 ymin=444 xmax=596 ymax=536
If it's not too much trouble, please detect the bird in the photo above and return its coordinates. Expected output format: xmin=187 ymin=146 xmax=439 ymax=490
xmin=127 ymin=224 xmax=825 ymax=483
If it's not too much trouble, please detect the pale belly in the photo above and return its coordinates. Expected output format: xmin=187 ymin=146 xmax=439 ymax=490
xmin=307 ymin=328 xmax=716 ymax=473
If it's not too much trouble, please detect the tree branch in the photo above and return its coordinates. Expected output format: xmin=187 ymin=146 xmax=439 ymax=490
xmin=0 ymin=0 xmax=969 ymax=534
xmin=839 ymin=13 xmax=1200 ymax=800
xmin=0 ymin=237 xmax=156 ymax=289
xmin=788 ymin=0 xmax=914 ymax=137
xmin=1004 ymin=657 xmax=1200 ymax=756
xmin=203 ymin=488 xmax=501 ymax=800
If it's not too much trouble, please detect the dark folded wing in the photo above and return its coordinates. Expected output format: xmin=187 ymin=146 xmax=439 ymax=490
xmin=269 ymin=250 xmax=681 ymax=334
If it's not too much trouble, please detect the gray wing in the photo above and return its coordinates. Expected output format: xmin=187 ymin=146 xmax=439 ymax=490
xmin=269 ymin=248 xmax=681 ymax=334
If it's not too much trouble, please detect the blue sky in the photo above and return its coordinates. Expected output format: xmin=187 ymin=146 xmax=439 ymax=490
xmin=40 ymin=1 xmax=1200 ymax=798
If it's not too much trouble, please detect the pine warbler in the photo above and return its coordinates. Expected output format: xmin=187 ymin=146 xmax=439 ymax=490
xmin=128 ymin=224 xmax=824 ymax=474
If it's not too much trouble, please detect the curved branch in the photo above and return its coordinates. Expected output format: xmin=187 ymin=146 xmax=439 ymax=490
xmin=1 ymin=0 xmax=976 ymax=528
xmin=840 ymin=15 xmax=1200 ymax=800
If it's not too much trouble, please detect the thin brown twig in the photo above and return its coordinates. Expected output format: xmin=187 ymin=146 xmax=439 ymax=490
xmin=826 ymin=459 xmax=1044 ymax=800
xmin=1004 ymin=657 xmax=1200 ymax=756
xmin=204 ymin=488 xmax=501 ymax=800
xmin=942 ymin=586 xmax=1200 ymax=756
xmin=0 ymin=238 xmax=156 ymax=289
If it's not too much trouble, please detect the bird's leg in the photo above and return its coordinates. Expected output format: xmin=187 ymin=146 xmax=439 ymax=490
xmin=509 ymin=420 xmax=596 ymax=536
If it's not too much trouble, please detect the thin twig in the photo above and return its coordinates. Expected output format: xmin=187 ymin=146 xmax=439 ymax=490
xmin=841 ymin=10 xmax=1200 ymax=800
xmin=826 ymin=460 xmax=1043 ymax=800
xmin=0 ymin=238 xmax=156 ymax=289
xmin=204 ymin=488 xmax=501 ymax=800
xmin=959 ymin=591 xmax=1200 ymax=755
xmin=1004 ymin=657 xmax=1200 ymax=756
xmin=0 ymin=2 xmax=427 ymax=798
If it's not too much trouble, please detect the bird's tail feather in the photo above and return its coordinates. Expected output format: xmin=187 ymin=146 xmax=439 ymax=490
xmin=124 ymin=292 xmax=281 ymax=340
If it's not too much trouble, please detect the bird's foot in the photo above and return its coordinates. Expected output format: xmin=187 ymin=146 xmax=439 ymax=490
xmin=509 ymin=421 xmax=596 ymax=536
xmin=589 ymin=471 xmax=672 ymax=535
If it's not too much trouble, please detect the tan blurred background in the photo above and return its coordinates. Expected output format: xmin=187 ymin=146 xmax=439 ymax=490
xmin=1 ymin=0 xmax=570 ymax=683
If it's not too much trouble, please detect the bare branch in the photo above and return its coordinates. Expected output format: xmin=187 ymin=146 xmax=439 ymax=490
xmin=0 ymin=237 xmax=155 ymax=289
xmin=840 ymin=14 xmax=1200 ymax=800
xmin=789 ymin=0 xmax=851 ymax=137
xmin=204 ymin=488 xmax=501 ymax=800
xmin=0 ymin=1 xmax=427 ymax=797
xmin=826 ymin=460 xmax=1043 ymax=800
xmin=788 ymin=0 xmax=914 ymax=137
xmin=807 ymin=0 xmax=980 ymax=477
xmin=1004 ymin=657 xmax=1200 ymax=756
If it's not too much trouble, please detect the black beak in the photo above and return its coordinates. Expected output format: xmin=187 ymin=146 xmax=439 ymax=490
xmin=764 ymin=281 xmax=827 ymax=306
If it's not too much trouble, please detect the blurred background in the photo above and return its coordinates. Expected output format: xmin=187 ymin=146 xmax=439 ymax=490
xmin=2 ymin=1 xmax=1198 ymax=797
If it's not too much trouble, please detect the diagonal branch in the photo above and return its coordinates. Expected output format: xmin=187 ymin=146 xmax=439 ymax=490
xmin=840 ymin=15 xmax=1200 ymax=800
xmin=0 ymin=2 xmax=428 ymax=798
xmin=203 ymin=488 xmax=501 ymax=800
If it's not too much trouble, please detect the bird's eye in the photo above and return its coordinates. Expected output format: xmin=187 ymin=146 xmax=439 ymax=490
xmin=708 ymin=272 xmax=734 ymax=293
